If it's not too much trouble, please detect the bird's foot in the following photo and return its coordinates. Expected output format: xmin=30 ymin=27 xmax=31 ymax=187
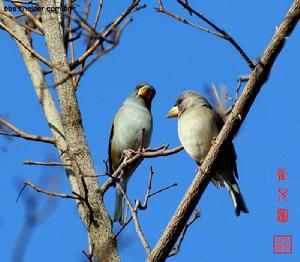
xmin=123 ymin=149 xmax=136 ymax=160
xmin=211 ymin=137 xmax=217 ymax=146
xmin=195 ymin=159 xmax=205 ymax=173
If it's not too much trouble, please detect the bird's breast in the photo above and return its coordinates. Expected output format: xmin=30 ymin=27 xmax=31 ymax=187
xmin=178 ymin=109 xmax=218 ymax=162
xmin=112 ymin=103 xmax=152 ymax=160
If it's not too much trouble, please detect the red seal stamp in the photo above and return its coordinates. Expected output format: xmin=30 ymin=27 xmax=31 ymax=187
xmin=277 ymin=208 xmax=288 ymax=223
xmin=273 ymin=235 xmax=292 ymax=254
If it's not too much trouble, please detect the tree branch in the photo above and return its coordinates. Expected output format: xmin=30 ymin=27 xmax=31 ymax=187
xmin=17 ymin=180 xmax=80 ymax=202
xmin=70 ymin=0 xmax=141 ymax=69
xmin=23 ymin=160 xmax=71 ymax=166
xmin=157 ymin=0 xmax=255 ymax=70
xmin=0 ymin=117 xmax=55 ymax=144
xmin=101 ymin=145 xmax=183 ymax=193
xmin=116 ymin=181 xmax=152 ymax=254
xmin=147 ymin=1 xmax=300 ymax=261
xmin=40 ymin=1 xmax=119 ymax=260
xmin=168 ymin=210 xmax=201 ymax=257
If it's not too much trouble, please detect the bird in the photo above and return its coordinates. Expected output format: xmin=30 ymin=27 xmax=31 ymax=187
xmin=108 ymin=83 xmax=156 ymax=224
xmin=167 ymin=90 xmax=248 ymax=216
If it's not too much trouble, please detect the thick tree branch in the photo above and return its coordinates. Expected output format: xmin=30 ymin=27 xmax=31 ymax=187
xmin=40 ymin=1 xmax=119 ymax=261
xmin=147 ymin=1 xmax=300 ymax=261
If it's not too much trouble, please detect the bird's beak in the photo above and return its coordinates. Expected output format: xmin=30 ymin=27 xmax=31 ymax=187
xmin=167 ymin=106 xmax=179 ymax=118
xmin=138 ymin=85 xmax=152 ymax=100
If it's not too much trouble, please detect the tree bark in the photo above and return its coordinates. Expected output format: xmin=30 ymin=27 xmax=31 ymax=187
xmin=39 ymin=1 xmax=119 ymax=261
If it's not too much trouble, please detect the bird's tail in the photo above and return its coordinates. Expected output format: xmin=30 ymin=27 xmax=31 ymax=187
xmin=224 ymin=178 xmax=249 ymax=216
xmin=113 ymin=177 xmax=127 ymax=225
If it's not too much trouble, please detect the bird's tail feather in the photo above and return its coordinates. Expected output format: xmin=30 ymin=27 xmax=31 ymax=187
xmin=113 ymin=178 xmax=127 ymax=225
xmin=224 ymin=180 xmax=249 ymax=216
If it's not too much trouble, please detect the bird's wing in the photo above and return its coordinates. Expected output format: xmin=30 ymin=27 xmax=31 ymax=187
xmin=214 ymin=110 xmax=239 ymax=179
xmin=108 ymin=122 xmax=114 ymax=175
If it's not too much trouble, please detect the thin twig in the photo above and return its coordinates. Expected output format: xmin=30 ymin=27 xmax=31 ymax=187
xmin=212 ymin=84 xmax=225 ymax=113
xmin=145 ymin=144 xmax=169 ymax=152
xmin=23 ymin=160 xmax=70 ymax=166
xmin=64 ymin=0 xmax=73 ymax=52
xmin=70 ymin=0 xmax=141 ymax=69
xmin=101 ymin=145 xmax=183 ymax=193
xmin=114 ymin=215 xmax=133 ymax=238
xmin=12 ymin=2 xmax=44 ymax=33
xmin=148 ymin=183 xmax=178 ymax=198
xmin=140 ymin=166 xmax=154 ymax=209
xmin=115 ymin=167 xmax=177 ymax=237
xmin=160 ymin=0 xmax=255 ymax=70
xmin=117 ymin=182 xmax=151 ymax=254
xmin=0 ymin=22 xmax=51 ymax=67
xmin=5 ymin=0 xmax=38 ymax=4
xmin=16 ymin=180 xmax=80 ymax=203
xmin=168 ymin=210 xmax=201 ymax=257
xmin=72 ymin=17 xmax=133 ymax=88
xmin=0 ymin=118 xmax=55 ymax=144
xmin=236 ymin=76 xmax=250 ymax=99
xmin=82 ymin=243 xmax=94 ymax=262
xmin=93 ymin=0 xmax=104 ymax=30
xmin=0 ymin=10 xmax=43 ymax=35
xmin=156 ymin=7 xmax=224 ymax=38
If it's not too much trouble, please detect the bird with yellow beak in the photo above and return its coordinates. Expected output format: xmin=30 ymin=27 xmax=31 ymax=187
xmin=168 ymin=90 xmax=248 ymax=216
xmin=109 ymin=83 xmax=156 ymax=224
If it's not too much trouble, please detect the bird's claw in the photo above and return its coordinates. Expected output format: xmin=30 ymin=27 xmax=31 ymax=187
xmin=123 ymin=149 xmax=136 ymax=160
xmin=211 ymin=137 xmax=217 ymax=146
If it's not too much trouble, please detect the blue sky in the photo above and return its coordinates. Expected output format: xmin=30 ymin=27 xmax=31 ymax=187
xmin=1 ymin=0 xmax=300 ymax=261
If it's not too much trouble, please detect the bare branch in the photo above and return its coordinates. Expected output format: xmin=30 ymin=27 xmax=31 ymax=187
xmin=0 ymin=22 xmax=51 ymax=67
xmin=70 ymin=0 xmax=141 ymax=69
xmin=23 ymin=160 xmax=70 ymax=166
xmin=156 ymin=7 xmax=224 ymax=39
xmin=101 ymin=145 xmax=183 ymax=193
xmin=117 ymin=182 xmax=151 ymax=254
xmin=17 ymin=180 xmax=80 ymax=203
xmin=169 ymin=210 xmax=201 ymax=257
xmin=115 ymin=167 xmax=177 ymax=238
xmin=12 ymin=2 xmax=44 ymax=33
xmin=0 ymin=118 xmax=55 ymax=144
xmin=158 ymin=0 xmax=254 ymax=70
xmin=138 ymin=167 xmax=177 ymax=210
xmin=0 ymin=9 xmax=43 ymax=35
xmin=93 ymin=0 xmax=104 ymax=30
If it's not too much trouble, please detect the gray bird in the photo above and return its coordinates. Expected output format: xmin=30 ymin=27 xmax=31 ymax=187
xmin=167 ymin=90 xmax=248 ymax=216
xmin=109 ymin=83 xmax=156 ymax=224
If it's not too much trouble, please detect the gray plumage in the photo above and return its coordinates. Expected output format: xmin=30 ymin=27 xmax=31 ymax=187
xmin=170 ymin=90 xmax=248 ymax=216
xmin=109 ymin=83 xmax=156 ymax=224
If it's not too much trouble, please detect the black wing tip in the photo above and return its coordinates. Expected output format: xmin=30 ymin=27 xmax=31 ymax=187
xmin=235 ymin=206 xmax=249 ymax=216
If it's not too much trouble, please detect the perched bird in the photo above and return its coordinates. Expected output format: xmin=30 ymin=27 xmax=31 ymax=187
xmin=167 ymin=91 xmax=248 ymax=216
xmin=109 ymin=83 xmax=156 ymax=224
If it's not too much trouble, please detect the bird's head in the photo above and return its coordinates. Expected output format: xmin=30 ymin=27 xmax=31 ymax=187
xmin=167 ymin=90 xmax=211 ymax=118
xmin=130 ymin=83 xmax=156 ymax=109
xmin=136 ymin=83 xmax=156 ymax=101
